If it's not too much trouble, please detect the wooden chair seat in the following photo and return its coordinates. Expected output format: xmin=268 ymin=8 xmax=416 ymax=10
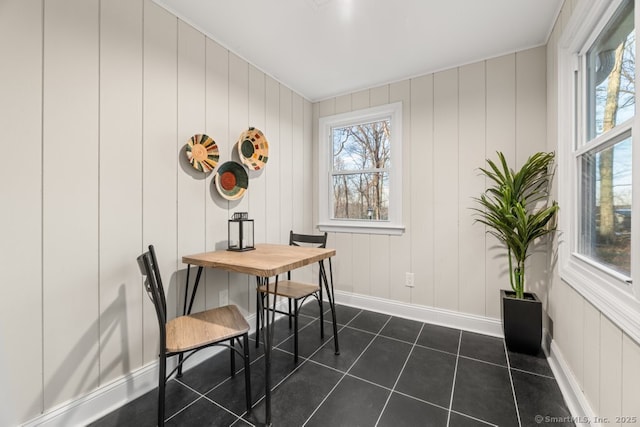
xmin=166 ymin=305 xmax=250 ymax=353
xmin=258 ymin=280 xmax=320 ymax=300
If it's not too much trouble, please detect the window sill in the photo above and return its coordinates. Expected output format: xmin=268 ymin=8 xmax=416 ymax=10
xmin=318 ymin=222 xmax=405 ymax=236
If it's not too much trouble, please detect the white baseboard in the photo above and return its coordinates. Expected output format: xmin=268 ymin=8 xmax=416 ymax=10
xmin=333 ymin=290 xmax=504 ymax=337
xmin=22 ymin=299 xmax=302 ymax=427
xmin=22 ymin=360 xmax=160 ymax=427
xmin=23 ymin=312 xmax=260 ymax=427
xmin=335 ymin=291 xmax=596 ymax=425
xmin=547 ymin=339 xmax=599 ymax=427
xmin=22 ymin=294 xmax=592 ymax=427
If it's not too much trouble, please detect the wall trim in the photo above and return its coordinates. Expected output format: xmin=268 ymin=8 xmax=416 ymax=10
xmin=23 ymin=361 xmax=160 ymax=427
xmin=21 ymin=294 xmax=502 ymax=426
xmin=22 ymin=312 xmax=259 ymax=427
xmin=24 ymin=295 xmax=594 ymax=426
xmin=337 ymin=291 xmax=596 ymax=425
xmin=547 ymin=339 xmax=599 ymax=427
xmin=333 ymin=290 xmax=504 ymax=338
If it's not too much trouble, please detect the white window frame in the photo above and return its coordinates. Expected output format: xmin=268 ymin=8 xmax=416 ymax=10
xmin=558 ymin=0 xmax=640 ymax=343
xmin=317 ymin=102 xmax=404 ymax=235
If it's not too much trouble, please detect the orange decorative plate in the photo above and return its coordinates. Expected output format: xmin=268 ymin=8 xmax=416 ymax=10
xmin=237 ymin=127 xmax=269 ymax=171
xmin=214 ymin=161 xmax=249 ymax=200
xmin=186 ymin=134 xmax=219 ymax=172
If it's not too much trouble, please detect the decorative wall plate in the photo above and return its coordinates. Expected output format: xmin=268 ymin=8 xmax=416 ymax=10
xmin=237 ymin=127 xmax=269 ymax=170
xmin=214 ymin=161 xmax=249 ymax=200
xmin=186 ymin=134 xmax=219 ymax=172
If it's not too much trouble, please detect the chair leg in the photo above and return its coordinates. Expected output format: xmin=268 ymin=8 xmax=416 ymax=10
xmin=230 ymin=339 xmax=236 ymax=377
xmin=294 ymin=299 xmax=299 ymax=363
xmin=242 ymin=333 xmax=252 ymax=415
xmin=319 ymin=285 xmax=324 ymax=339
xmin=158 ymin=355 xmax=166 ymax=427
xmin=288 ymin=298 xmax=292 ymax=328
xmin=255 ymin=291 xmax=260 ymax=348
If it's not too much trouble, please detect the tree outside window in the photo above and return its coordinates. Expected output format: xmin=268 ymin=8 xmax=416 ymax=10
xmin=331 ymin=119 xmax=390 ymax=221
xmin=580 ymin=0 xmax=634 ymax=277
xmin=318 ymin=102 xmax=403 ymax=235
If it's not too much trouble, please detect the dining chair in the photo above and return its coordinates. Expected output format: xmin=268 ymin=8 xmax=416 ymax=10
xmin=255 ymin=231 xmax=328 ymax=363
xmin=137 ymin=245 xmax=252 ymax=427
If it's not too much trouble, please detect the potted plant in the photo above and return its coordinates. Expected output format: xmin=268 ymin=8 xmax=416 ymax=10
xmin=473 ymin=151 xmax=559 ymax=354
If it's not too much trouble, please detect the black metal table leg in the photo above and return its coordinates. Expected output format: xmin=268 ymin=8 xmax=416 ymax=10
xmin=256 ymin=277 xmax=269 ymax=423
xmin=186 ymin=266 xmax=204 ymax=315
xmin=182 ymin=264 xmax=192 ymax=315
xmin=320 ymin=259 xmax=340 ymax=355
xmin=256 ymin=275 xmax=278 ymax=426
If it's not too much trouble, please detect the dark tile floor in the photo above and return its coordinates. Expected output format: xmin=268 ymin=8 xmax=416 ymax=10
xmin=90 ymin=303 xmax=573 ymax=427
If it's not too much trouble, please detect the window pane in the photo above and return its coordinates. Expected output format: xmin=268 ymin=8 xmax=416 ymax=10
xmin=579 ymin=135 xmax=632 ymax=276
xmin=332 ymin=119 xmax=391 ymax=171
xmin=586 ymin=0 xmax=635 ymax=140
xmin=332 ymin=172 xmax=389 ymax=220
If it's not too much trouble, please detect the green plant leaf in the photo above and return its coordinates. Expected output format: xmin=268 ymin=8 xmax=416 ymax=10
xmin=472 ymin=151 xmax=559 ymax=298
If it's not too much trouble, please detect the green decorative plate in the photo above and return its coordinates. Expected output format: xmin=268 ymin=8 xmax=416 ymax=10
xmin=186 ymin=134 xmax=219 ymax=172
xmin=214 ymin=161 xmax=249 ymax=200
xmin=237 ymin=127 xmax=269 ymax=171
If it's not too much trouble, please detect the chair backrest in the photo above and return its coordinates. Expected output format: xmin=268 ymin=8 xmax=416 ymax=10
xmin=289 ymin=230 xmax=327 ymax=248
xmin=137 ymin=245 xmax=167 ymax=350
xmin=287 ymin=231 xmax=327 ymax=280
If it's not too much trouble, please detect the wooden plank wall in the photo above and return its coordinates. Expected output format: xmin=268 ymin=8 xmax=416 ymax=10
xmin=545 ymin=1 xmax=640 ymax=424
xmin=315 ymin=46 xmax=548 ymax=319
xmin=42 ymin=0 xmax=101 ymax=411
xmin=0 ymin=0 xmax=312 ymax=424
xmin=0 ymin=1 xmax=44 ymax=425
xmin=99 ymin=0 xmax=144 ymax=386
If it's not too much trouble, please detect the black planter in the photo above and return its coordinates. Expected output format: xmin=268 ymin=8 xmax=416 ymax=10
xmin=500 ymin=290 xmax=542 ymax=355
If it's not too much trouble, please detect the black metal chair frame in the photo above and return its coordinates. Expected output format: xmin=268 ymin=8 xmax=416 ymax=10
xmin=138 ymin=245 xmax=251 ymax=427
xmin=255 ymin=231 xmax=328 ymax=362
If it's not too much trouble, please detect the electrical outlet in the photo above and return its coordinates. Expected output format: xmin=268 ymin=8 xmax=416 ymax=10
xmin=405 ymin=272 xmax=415 ymax=287
xmin=219 ymin=289 xmax=229 ymax=306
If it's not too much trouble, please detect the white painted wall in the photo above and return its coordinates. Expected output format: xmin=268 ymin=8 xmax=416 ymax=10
xmin=0 ymin=0 xmax=312 ymax=425
xmin=317 ymin=5 xmax=640 ymax=419
xmin=0 ymin=1 xmax=43 ymax=424
xmin=315 ymin=47 xmax=548 ymax=320
xmin=545 ymin=1 xmax=640 ymax=425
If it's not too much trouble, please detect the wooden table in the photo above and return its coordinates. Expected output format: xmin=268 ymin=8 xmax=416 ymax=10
xmin=181 ymin=244 xmax=340 ymax=426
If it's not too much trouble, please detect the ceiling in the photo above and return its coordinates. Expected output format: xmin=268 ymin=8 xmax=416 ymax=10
xmin=153 ymin=0 xmax=563 ymax=102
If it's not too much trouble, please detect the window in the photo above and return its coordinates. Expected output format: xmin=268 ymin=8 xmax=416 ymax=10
xmin=579 ymin=133 xmax=632 ymax=276
xmin=318 ymin=102 xmax=404 ymax=235
xmin=578 ymin=0 xmax=635 ymax=279
xmin=559 ymin=0 xmax=640 ymax=340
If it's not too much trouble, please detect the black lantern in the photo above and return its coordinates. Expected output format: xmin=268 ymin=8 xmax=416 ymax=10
xmin=228 ymin=212 xmax=255 ymax=251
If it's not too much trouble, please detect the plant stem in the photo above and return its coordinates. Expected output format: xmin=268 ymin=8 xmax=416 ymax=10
xmin=508 ymin=248 xmax=517 ymax=294
xmin=515 ymin=262 xmax=525 ymax=299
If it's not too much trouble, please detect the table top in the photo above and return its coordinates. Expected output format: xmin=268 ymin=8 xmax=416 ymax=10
xmin=182 ymin=243 xmax=336 ymax=277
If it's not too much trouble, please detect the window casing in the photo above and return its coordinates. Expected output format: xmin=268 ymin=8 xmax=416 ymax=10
xmin=318 ymin=103 xmax=404 ymax=235
xmin=559 ymin=0 xmax=640 ymax=343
